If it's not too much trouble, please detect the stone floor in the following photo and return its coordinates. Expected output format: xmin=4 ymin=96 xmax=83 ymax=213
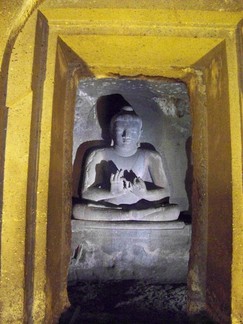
xmin=59 ymin=281 xmax=216 ymax=324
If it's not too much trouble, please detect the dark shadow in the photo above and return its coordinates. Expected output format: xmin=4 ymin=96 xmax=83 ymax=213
xmin=96 ymin=94 xmax=131 ymax=142
xmin=59 ymin=280 xmax=217 ymax=324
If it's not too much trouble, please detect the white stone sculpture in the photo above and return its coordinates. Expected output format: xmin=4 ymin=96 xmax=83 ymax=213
xmin=73 ymin=106 xmax=180 ymax=221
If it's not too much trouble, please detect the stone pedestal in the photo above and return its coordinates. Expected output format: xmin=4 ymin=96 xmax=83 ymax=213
xmin=68 ymin=220 xmax=191 ymax=284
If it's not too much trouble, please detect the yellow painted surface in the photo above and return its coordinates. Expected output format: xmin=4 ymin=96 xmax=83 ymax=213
xmin=227 ymin=35 xmax=243 ymax=324
xmin=0 ymin=0 xmax=42 ymax=84
xmin=32 ymin=32 xmax=59 ymax=322
xmin=5 ymin=13 xmax=36 ymax=108
xmin=0 ymin=2 xmax=242 ymax=323
xmin=42 ymin=8 xmax=243 ymax=26
xmin=42 ymin=0 xmax=243 ymax=11
xmin=1 ymin=93 xmax=32 ymax=322
xmin=60 ymin=35 xmax=223 ymax=77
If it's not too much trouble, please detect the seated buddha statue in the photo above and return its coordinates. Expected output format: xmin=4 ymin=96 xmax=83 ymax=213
xmin=73 ymin=106 xmax=180 ymax=221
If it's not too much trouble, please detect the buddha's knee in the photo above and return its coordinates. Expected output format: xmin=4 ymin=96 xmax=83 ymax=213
xmin=73 ymin=204 xmax=86 ymax=220
xmin=163 ymin=204 xmax=180 ymax=220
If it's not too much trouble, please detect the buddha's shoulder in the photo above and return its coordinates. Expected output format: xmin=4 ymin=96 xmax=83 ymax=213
xmin=138 ymin=148 xmax=162 ymax=160
xmin=86 ymin=147 xmax=113 ymax=160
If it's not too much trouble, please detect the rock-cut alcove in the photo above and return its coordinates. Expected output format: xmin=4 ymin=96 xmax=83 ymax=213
xmin=72 ymin=78 xmax=192 ymax=212
xmin=65 ymin=78 xmax=192 ymax=322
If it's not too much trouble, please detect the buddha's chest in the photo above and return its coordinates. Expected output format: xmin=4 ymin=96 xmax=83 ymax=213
xmin=101 ymin=151 xmax=149 ymax=182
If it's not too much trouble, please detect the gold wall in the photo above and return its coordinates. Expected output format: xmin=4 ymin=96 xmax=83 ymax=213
xmin=0 ymin=1 xmax=242 ymax=323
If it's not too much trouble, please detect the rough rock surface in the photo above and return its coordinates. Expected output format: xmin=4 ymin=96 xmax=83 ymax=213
xmin=60 ymin=281 xmax=215 ymax=323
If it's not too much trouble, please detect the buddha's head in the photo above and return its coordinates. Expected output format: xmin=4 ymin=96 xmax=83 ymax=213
xmin=110 ymin=106 xmax=142 ymax=156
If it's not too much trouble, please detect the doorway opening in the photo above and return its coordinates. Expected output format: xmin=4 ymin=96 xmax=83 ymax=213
xmin=64 ymin=77 xmax=194 ymax=322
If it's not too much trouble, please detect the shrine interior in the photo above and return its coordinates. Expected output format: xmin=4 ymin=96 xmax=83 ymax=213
xmin=64 ymin=78 xmax=195 ymax=323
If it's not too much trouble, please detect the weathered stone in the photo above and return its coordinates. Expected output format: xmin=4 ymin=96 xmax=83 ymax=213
xmin=68 ymin=220 xmax=191 ymax=284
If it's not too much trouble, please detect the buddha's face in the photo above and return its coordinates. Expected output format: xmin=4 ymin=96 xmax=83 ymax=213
xmin=113 ymin=119 xmax=142 ymax=153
